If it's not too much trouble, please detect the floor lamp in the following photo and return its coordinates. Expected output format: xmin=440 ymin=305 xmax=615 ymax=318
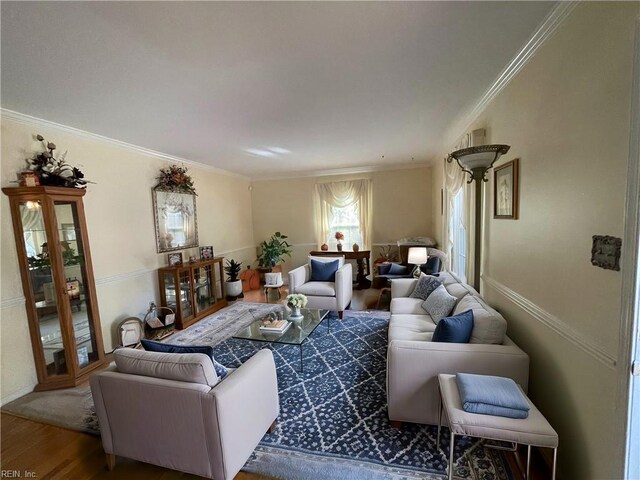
xmin=446 ymin=144 xmax=510 ymax=291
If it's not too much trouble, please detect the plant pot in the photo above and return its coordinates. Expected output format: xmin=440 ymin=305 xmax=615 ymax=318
xmin=225 ymin=280 xmax=243 ymax=299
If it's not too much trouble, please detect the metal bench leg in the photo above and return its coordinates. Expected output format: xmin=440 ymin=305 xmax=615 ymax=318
xmin=437 ymin=387 xmax=442 ymax=451
xmin=448 ymin=432 xmax=455 ymax=480
xmin=526 ymin=444 xmax=531 ymax=479
xmin=552 ymin=447 xmax=558 ymax=480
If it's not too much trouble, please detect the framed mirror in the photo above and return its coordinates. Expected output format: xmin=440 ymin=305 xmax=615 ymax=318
xmin=152 ymin=189 xmax=198 ymax=253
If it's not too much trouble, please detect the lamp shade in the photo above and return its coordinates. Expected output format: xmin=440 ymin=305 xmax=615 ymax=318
xmin=407 ymin=247 xmax=428 ymax=265
xmin=449 ymin=144 xmax=510 ymax=171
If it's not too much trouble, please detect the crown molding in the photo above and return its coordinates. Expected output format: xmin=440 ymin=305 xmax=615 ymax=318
xmin=251 ymin=161 xmax=432 ymax=182
xmin=0 ymin=108 xmax=250 ymax=180
xmin=445 ymin=1 xmax=578 ymax=145
xmin=482 ymin=274 xmax=616 ymax=369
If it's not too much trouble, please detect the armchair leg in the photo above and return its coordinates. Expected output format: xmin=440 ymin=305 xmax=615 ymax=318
xmin=106 ymin=453 xmax=116 ymax=471
xmin=268 ymin=420 xmax=277 ymax=433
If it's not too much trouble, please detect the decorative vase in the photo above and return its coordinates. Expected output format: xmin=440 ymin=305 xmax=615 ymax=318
xmin=321 ymin=243 xmax=329 ymax=251
xmin=337 ymin=243 xmax=343 ymax=252
xmin=289 ymin=305 xmax=303 ymax=320
xmin=352 ymin=243 xmax=359 ymax=252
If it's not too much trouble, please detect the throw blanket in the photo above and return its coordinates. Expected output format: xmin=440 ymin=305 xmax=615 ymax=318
xmin=456 ymin=373 xmax=530 ymax=419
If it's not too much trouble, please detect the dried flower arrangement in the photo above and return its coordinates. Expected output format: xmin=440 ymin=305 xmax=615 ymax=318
xmin=25 ymin=135 xmax=90 ymax=188
xmin=154 ymin=164 xmax=197 ymax=195
xmin=334 ymin=231 xmax=345 ymax=241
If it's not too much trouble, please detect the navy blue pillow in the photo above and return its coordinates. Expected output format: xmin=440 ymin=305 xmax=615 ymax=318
xmin=310 ymin=259 xmax=340 ymax=282
xmin=419 ymin=257 xmax=441 ymax=275
xmin=388 ymin=263 xmax=411 ymax=276
xmin=377 ymin=263 xmax=392 ymax=275
xmin=432 ymin=310 xmax=474 ymax=343
xmin=140 ymin=339 xmax=228 ymax=379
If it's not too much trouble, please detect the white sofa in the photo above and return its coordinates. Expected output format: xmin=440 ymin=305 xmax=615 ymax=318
xmin=387 ymin=271 xmax=530 ymax=426
xmin=288 ymin=256 xmax=353 ymax=318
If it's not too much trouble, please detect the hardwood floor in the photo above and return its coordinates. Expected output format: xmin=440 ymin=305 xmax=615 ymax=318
xmin=1 ymin=286 xmax=550 ymax=480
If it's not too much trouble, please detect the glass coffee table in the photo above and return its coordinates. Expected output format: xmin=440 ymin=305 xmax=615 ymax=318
xmin=232 ymin=308 xmax=330 ymax=372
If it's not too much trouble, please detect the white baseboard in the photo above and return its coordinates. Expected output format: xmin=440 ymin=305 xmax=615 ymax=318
xmin=482 ymin=274 xmax=616 ymax=369
xmin=1 ymin=385 xmax=36 ymax=407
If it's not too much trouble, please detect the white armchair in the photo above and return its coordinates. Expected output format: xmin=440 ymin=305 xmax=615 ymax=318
xmin=90 ymin=348 xmax=279 ymax=479
xmin=288 ymin=256 xmax=353 ymax=318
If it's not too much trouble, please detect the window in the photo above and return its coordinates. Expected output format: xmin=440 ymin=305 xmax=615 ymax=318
xmin=449 ymin=189 xmax=467 ymax=282
xmin=315 ymin=179 xmax=371 ymax=249
xmin=326 ymin=203 xmax=363 ymax=248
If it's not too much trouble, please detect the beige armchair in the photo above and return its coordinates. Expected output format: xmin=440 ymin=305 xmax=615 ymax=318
xmin=288 ymin=256 xmax=353 ymax=318
xmin=90 ymin=348 xmax=279 ymax=480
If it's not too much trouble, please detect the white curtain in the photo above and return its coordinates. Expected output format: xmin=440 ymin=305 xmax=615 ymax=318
xmin=443 ymin=158 xmax=474 ymax=282
xmin=315 ymin=179 xmax=372 ymax=249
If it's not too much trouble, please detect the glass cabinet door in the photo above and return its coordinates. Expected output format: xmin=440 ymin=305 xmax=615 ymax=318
xmin=179 ymin=269 xmax=194 ymax=320
xmin=54 ymin=201 xmax=100 ymax=370
xmin=194 ymin=264 xmax=215 ymax=314
xmin=19 ymin=200 xmax=69 ymax=377
xmin=163 ymin=271 xmax=178 ymax=312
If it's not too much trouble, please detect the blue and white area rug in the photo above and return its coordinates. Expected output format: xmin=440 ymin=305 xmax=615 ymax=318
xmin=198 ymin=307 xmax=513 ymax=480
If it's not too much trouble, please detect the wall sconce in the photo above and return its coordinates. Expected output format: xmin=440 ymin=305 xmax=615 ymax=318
xmin=446 ymin=144 xmax=510 ymax=290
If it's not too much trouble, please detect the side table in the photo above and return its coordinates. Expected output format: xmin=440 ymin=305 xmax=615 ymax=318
xmin=437 ymin=373 xmax=558 ymax=480
xmin=263 ymin=282 xmax=284 ymax=303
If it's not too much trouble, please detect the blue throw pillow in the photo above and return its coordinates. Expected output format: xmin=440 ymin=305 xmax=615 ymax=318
xmin=432 ymin=309 xmax=474 ymax=343
xmin=140 ymin=339 xmax=229 ymax=379
xmin=310 ymin=259 xmax=340 ymax=282
xmin=388 ymin=263 xmax=411 ymax=276
xmin=419 ymin=257 xmax=441 ymax=275
xmin=377 ymin=263 xmax=392 ymax=275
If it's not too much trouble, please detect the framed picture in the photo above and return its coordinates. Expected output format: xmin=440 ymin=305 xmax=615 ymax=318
xmin=591 ymin=235 xmax=622 ymax=271
xmin=168 ymin=252 xmax=183 ymax=267
xmin=494 ymin=158 xmax=519 ymax=219
xmin=152 ymin=189 xmax=198 ymax=253
xmin=200 ymin=245 xmax=214 ymax=260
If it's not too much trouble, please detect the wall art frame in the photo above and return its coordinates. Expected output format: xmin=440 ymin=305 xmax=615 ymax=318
xmin=494 ymin=158 xmax=519 ymax=219
xmin=153 ymin=189 xmax=198 ymax=253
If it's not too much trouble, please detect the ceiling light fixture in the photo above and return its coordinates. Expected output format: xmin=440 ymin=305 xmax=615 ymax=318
xmin=446 ymin=144 xmax=510 ymax=290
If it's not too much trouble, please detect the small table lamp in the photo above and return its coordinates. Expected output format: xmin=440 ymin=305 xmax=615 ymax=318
xmin=407 ymin=247 xmax=428 ymax=278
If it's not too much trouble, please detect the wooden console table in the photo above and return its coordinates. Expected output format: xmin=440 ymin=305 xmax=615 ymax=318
xmin=309 ymin=250 xmax=371 ymax=290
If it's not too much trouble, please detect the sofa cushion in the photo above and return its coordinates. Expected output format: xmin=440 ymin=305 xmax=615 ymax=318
xmin=453 ymin=295 xmax=507 ymax=344
xmin=310 ymin=258 xmax=339 ymax=282
xmin=432 ymin=309 xmax=474 ymax=343
xmin=114 ymin=348 xmax=219 ymax=387
xmin=421 ymin=284 xmax=457 ymax=322
xmin=389 ymin=314 xmax=438 ymax=341
xmin=141 ymin=340 xmax=229 ymax=379
xmin=409 ymin=274 xmax=443 ymax=300
xmin=444 ymin=283 xmax=473 ymax=302
xmin=390 ymin=297 xmax=425 ymax=315
xmin=296 ymin=281 xmax=336 ymax=297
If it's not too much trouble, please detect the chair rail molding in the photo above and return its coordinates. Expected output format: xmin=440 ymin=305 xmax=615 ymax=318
xmin=482 ymin=274 xmax=616 ymax=369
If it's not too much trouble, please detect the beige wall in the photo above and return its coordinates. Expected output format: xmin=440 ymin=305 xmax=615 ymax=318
xmin=251 ymin=167 xmax=433 ymax=273
xmin=0 ymin=118 xmax=254 ymax=403
xmin=432 ymin=3 xmax=638 ymax=478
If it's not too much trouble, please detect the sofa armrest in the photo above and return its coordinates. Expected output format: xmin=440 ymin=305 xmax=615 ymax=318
xmin=208 ymin=349 xmax=279 ymax=480
xmin=334 ymin=263 xmax=353 ymax=310
xmin=288 ymin=264 xmax=310 ymax=293
xmin=391 ymin=278 xmax=418 ymax=298
xmin=387 ymin=337 xmax=529 ymax=425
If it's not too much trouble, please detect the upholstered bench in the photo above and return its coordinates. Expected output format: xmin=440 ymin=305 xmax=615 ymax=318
xmin=437 ymin=373 xmax=558 ymax=480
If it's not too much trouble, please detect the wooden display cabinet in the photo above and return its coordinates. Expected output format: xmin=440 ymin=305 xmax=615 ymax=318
xmin=2 ymin=186 xmax=107 ymax=391
xmin=158 ymin=257 xmax=227 ymax=329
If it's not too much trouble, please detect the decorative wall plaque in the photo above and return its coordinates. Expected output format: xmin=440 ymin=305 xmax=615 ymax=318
xmin=591 ymin=235 xmax=621 ymax=271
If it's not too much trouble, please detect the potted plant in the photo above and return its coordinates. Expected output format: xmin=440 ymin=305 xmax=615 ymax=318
xmin=224 ymin=259 xmax=243 ymax=300
xmin=256 ymin=232 xmax=292 ymax=271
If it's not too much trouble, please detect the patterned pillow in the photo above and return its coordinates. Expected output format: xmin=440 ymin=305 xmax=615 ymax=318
xmin=421 ymin=284 xmax=457 ymax=322
xmin=409 ymin=274 xmax=443 ymax=300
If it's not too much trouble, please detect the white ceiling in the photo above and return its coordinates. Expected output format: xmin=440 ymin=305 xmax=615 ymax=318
xmin=1 ymin=1 xmax=555 ymax=179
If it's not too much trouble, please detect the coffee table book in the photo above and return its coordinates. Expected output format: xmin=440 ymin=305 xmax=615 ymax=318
xmin=259 ymin=319 xmax=291 ymax=334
